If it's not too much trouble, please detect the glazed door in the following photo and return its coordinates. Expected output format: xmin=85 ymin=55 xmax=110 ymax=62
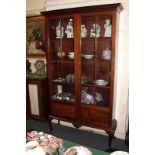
xmin=79 ymin=13 xmax=113 ymax=128
xmin=47 ymin=16 xmax=76 ymax=120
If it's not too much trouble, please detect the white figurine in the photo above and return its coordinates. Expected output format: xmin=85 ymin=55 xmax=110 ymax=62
xmin=104 ymin=19 xmax=112 ymax=37
xmin=90 ymin=24 xmax=96 ymax=37
xmin=81 ymin=25 xmax=87 ymax=38
xmin=96 ymin=24 xmax=101 ymax=38
xmin=65 ymin=19 xmax=74 ymax=38
xmin=56 ymin=21 xmax=64 ymax=38
xmin=90 ymin=24 xmax=100 ymax=38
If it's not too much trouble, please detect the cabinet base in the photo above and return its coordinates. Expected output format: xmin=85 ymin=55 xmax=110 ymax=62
xmin=48 ymin=116 xmax=117 ymax=147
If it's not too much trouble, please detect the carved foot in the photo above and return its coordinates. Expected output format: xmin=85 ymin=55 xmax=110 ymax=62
xmin=58 ymin=120 xmax=60 ymax=125
xmin=105 ymin=119 xmax=117 ymax=147
xmin=48 ymin=116 xmax=52 ymax=132
xmin=72 ymin=123 xmax=81 ymax=128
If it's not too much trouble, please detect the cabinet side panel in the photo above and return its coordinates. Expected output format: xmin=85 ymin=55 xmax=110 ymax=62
xmin=28 ymin=84 xmax=39 ymax=115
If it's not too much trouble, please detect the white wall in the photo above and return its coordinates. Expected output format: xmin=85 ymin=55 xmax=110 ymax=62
xmin=26 ymin=0 xmax=46 ymax=16
xmin=26 ymin=0 xmax=129 ymax=139
xmin=114 ymin=0 xmax=129 ymax=139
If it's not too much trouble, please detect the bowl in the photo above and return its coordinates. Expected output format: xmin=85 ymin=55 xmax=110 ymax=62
xmin=64 ymin=146 xmax=92 ymax=155
xmin=26 ymin=141 xmax=39 ymax=149
xmin=26 ymin=141 xmax=45 ymax=155
xmin=95 ymin=79 xmax=108 ymax=86
xmin=110 ymin=151 xmax=129 ymax=155
xmin=82 ymin=54 xmax=94 ymax=59
xmin=68 ymin=52 xmax=74 ymax=55
xmin=68 ymin=54 xmax=74 ymax=59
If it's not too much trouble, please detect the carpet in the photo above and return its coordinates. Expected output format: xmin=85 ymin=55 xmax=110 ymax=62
xmin=26 ymin=119 xmax=129 ymax=152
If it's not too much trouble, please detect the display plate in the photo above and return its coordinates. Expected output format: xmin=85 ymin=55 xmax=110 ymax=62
xmin=110 ymin=151 xmax=129 ymax=155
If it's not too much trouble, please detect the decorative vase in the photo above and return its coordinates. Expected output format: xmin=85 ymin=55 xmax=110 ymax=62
xmin=102 ymin=48 xmax=111 ymax=60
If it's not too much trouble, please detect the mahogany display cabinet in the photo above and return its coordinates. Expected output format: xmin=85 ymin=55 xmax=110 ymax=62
xmin=42 ymin=3 xmax=122 ymax=146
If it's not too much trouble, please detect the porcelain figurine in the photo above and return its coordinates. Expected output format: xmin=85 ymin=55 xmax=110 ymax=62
xmin=102 ymin=48 xmax=111 ymax=60
xmin=104 ymin=19 xmax=112 ymax=37
xmin=65 ymin=19 xmax=74 ymax=38
xmin=56 ymin=21 xmax=64 ymax=38
xmin=81 ymin=25 xmax=87 ymax=38
xmin=90 ymin=24 xmax=100 ymax=38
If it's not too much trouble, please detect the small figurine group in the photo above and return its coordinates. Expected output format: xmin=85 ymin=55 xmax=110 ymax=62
xmin=56 ymin=21 xmax=64 ymax=38
xmin=81 ymin=19 xmax=112 ymax=38
xmin=55 ymin=18 xmax=112 ymax=38
xmin=90 ymin=24 xmax=101 ymax=38
xmin=56 ymin=19 xmax=74 ymax=38
xmin=90 ymin=19 xmax=112 ymax=38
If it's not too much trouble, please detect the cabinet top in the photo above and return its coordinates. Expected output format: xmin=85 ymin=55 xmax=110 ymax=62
xmin=42 ymin=3 xmax=123 ymax=16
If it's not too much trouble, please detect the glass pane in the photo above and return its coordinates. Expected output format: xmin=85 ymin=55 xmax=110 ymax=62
xmin=49 ymin=16 xmax=75 ymax=104
xmin=96 ymin=15 xmax=112 ymax=38
xmin=49 ymin=18 xmax=63 ymax=40
xmin=81 ymin=86 xmax=96 ymax=105
xmin=62 ymin=39 xmax=74 ymax=61
xmin=51 ymin=62 xmax=75 ymax=103
xmin=62 ymin=62 xmax=75 ymax=83
xmin=61 ymin=17 xmax=74 ymax=61
xmin=81 ymin=61 xmax=95 ymax=84
xmin=49 ymin=18 xmax=62 ymax=61
xmin=51 ymin=84 xmax=64 ymax=100
xmin=95 ymin=87 xmax=110 ymax=107
xmin=80 ymin=15 xmax=112 ymax=107
xmin=96 ymin=39 xmax=112 ymax=59
xmin=81 ymin=16 xmax=96 ymax=38
xmin=80 ymin=16 xmax=96 ymax=106
xmin=81 ymin=86 xmax=109 ymax=107
xmin=95 ymin=59 xmax=111 ymax=85
xmin=62 ymin=85 xmax=75 ymax=103
xmin=62 ymin=17 xmax=74 ymax=39
xmin=51 ymin=62 xmax=62 ymax=81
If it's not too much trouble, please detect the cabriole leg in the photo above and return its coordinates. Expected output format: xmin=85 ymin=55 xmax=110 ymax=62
xmin=48 ymin=116 xmax=53 ymax=131
xmin=105 ymin=119 xmax=117 ymax=147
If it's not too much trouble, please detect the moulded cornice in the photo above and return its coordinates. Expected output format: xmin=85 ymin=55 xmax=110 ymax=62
xmin=45 ymin=0 xmax=125 ymax=11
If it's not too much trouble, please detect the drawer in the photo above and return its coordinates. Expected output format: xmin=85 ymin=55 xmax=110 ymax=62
xmin=51 ymin=102 xmax=75 ymax=120
xmin=80 ymin=106 xmax=110 ymax=128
